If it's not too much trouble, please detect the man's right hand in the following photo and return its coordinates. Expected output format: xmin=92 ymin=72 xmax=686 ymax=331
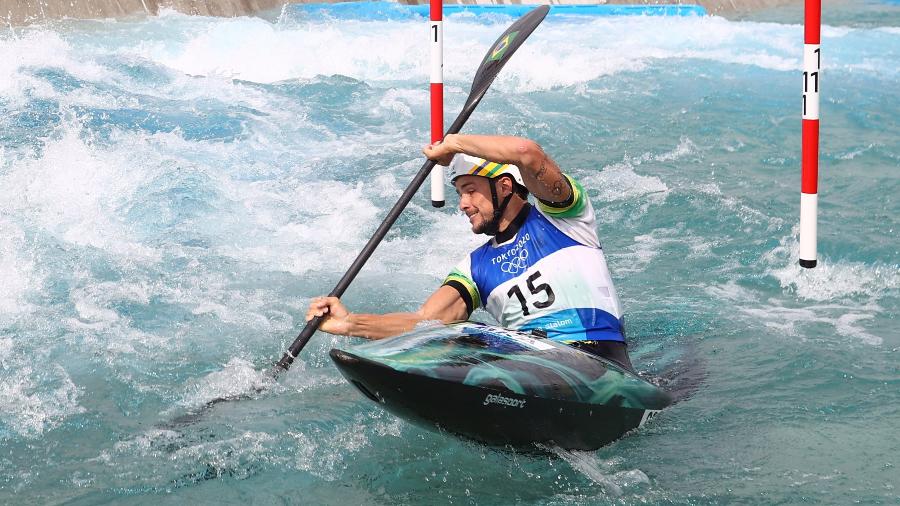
xmin=423 ymin=134 xmax=458 ymax=166
xmin=306 ymin=296 xmax=353 ymax=335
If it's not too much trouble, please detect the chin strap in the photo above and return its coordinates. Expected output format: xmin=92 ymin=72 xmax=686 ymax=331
xmin=483 ymin=177 xmax=515 ymax=236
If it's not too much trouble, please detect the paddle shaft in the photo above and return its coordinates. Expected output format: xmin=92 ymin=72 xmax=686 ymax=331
xmin=275 ymin=108 xmax=475 ymax=371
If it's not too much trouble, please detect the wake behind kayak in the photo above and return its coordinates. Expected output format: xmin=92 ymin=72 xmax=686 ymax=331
xmin=329 ymin=323 xmax=672 ymax=450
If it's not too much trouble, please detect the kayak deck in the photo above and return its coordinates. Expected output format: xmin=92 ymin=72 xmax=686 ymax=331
xmin=330 ymin=323 xmax=672 ymax=450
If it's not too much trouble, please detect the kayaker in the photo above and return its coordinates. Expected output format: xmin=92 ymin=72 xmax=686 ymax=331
xmin=307 ymin=134 xmax=633 ymax=370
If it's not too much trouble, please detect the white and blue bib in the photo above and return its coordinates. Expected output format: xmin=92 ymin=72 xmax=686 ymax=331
xmin=443 ymin=175 xmax=625 ymax=343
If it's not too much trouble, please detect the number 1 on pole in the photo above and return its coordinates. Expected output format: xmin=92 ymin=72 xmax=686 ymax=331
xmin=430 ymin=0 xmax=445 ymax=207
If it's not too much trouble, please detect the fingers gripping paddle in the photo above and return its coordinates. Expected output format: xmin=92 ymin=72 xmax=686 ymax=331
xmin=274 ymin=5 xmax=550 ymax=374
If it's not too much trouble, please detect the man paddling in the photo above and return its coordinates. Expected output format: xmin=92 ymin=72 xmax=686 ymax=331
xmin=307 ymin=134 xmax=633 ymax=370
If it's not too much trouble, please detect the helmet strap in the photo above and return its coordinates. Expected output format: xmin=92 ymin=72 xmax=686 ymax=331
xmin=482 ymin=177 xmax=514 ymax=236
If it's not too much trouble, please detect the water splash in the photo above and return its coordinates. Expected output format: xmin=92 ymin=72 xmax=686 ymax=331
xmin=765 ymin=232 xmax=899 ymax=302
xmin=546 ymin=445 xmax=651 ymax=497
xmin=0 ymin=364 xmax=84 ymax=439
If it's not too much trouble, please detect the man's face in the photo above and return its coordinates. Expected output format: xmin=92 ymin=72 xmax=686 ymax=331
xmin=454 ymin=175 xmax=496 ymax=234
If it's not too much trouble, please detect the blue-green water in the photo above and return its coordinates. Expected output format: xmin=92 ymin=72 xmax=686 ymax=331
xmin=1 ymin=3 xmax=898 ymax=504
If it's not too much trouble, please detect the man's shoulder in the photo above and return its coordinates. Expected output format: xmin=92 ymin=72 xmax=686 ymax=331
xmin=532 ymin=175 xmax=601 ymax=249
xmin=536 ymin=174 xmax=590 ymax=220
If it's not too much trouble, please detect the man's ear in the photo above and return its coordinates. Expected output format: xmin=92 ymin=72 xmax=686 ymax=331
xmin=498 ymin=175 xmax=515 ymax=196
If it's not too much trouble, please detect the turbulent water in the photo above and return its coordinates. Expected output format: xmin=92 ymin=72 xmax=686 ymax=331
xmin=1 ymin=2 xmax=898 ymax=504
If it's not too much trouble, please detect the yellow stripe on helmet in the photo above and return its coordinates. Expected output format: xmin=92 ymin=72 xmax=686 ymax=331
xmin=473 ymin=162 xmax=506 ymax=178
xmin=468 ymin=159 xmax=490 ymax=176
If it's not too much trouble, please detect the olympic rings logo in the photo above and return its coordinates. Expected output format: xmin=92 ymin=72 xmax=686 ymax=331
xmin=500 ymin=249 xmax=529 ymax=275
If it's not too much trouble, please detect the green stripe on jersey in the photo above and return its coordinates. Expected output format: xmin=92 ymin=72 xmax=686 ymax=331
xmin=443 ymin=270 xmax=482 ymax=310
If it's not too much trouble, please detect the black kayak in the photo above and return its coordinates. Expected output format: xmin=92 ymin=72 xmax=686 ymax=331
xmin=330 ymin=322 xmax=673 ymax=450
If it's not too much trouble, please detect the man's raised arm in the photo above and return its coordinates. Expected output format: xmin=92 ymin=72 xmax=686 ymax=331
xmin=424 ymin=134 xmax=573 ymax=204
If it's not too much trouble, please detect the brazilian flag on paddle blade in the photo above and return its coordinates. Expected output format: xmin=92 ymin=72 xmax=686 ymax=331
xmin=488 ymin=32 xmax=519 ymax=62
xmin=464 ymin=5 xmax=549 ymax=111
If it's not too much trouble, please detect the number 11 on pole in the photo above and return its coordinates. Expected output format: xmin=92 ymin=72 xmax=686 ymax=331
xmin=800 ymin=0 xmax=821 ymax=268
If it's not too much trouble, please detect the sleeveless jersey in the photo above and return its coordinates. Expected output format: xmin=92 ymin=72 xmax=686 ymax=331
xmin=443 ymin=175 xmax=625 ymax=343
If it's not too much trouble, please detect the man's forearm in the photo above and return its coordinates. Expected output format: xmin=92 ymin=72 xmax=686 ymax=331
xmin=342 ymin=312 xmax=429 ymax=340
xmin=445 ymin=134 xmax=537 ymax=167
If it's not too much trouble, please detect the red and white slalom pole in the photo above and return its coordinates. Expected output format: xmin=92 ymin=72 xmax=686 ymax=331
xmin=800 ymin=0 xmax=820 ymax=268
xmin=429 ymin=0 xmax=445 ymax=208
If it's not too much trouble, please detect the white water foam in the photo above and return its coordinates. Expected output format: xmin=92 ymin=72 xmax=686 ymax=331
xmin=580 ymin=137 xmax=698 ymax=208
xmin=171 ymin=358 xmax=277 ymax=412
xmin=704 ymin=233 xmax=897 ymax=346
xmin=105 ymin=13 xmax=900 ymax=91
xmin=0 ymin=30 xmax=116 ymax=104
xmin=704 ymin=279 xmax=763 ymax=303
xmin=100 ymin=427 xmax=279 ymax=483
xmin=288 ymin=423 xmax=369 ymax=480
xmin=216 ymin=179 xmax=382 ymax=275
xmin=583 ymin=161 xmax=670 ymax=205
xmin=611 ymin=226 xmax=715 ymax=275
xmin=140 ymin=17 xmax=428 ymax=84
xmin=835 ymin=143 xmax=878 ymax=161
xmin=0 ymin=219 xmax=37 ymax=319
xmin=764 ymin=232 xmax=899 ymax=302
xmin=0 ymin=364 xmax=84 ymax=438
xmin=373 ymin=87 xmax=426 ymax=120
xmin=548 ymin=446 xmax=651 ymax=497
xmin=63 ymin=279 xmax=183 ymax=363
xmin=453 ymin=16 xmax=807 ymax=91
xmin=0 ymin=120 xmax=161 ymax=262
xmin=707 ymin=281 xmax=888 ymax=347
xmin=99 ymin=415 xmax=392 ymax=488
xmin=694 ymin=182 xmax=784 ymax=231
xmin=577 ymin=148 xmax=672 ymax=229
xmin=284 ymin=407 xmax=408 ymax=480
xmin=739 ymin=304 xmax=884 ymax=346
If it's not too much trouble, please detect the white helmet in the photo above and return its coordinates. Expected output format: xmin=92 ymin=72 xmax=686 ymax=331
xmin=447 ymin=153 xmax=525 ymax=187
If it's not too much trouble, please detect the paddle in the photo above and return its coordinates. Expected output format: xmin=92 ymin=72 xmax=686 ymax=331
xmin=273 ymin=5 xmax=550 ymax=374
